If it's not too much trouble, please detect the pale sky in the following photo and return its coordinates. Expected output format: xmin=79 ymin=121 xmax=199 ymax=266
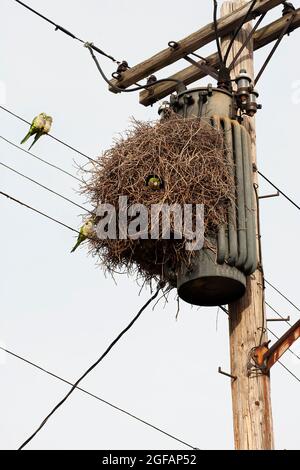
xmin=1 ymin=0 xmax=300 ymax=450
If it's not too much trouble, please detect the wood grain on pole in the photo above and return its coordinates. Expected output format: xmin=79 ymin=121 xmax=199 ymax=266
xmin=222 ymin=0 xmax=274 ymax=450
xmin=139 ymin=9 xmax=300 ymax=105
xmin=109 ymin=0 xmax=283 ymax=92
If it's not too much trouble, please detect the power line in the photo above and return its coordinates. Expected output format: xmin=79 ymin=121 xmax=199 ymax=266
xmin=277 ymin=359 xmax=300 ymax=383
xmin=0 ymin=135 xmax=81 ymax=183
xmin=267 ymin=327 xmax=300 ymax=362
xmin=228 ymin=11 xmax=266 ymax=71
xmin=265 ymin=279 xmax=300 ymax=314
xmin=0 ymin=105 xmax=96 ymax=163
xmin=18 ymin=284 xmax=164 ymax=450
xmin=257 ymin=169 xmax=300 ymax=211
xmin=86 ymin=45 xmax=185 ymax=93
xmin=213 ymin=1 xmax=224 ymax=65
xmin=221 ymin=306 xmax=300 ymax=380
xmin=0 ymin=346 xmax=197 ymax=450
xmin=14 ymin=0 xmax=119 ymax=63
xmin=223 ymin=0 xmax=258 ymax=64
xmin=2 ymin=106 xmax=299 ymax=217
xmin=266 ymin=301 xmax=293 ymax=327
xmin=0 ymin=190 xmax=79 ymax=234
xmin=0 ymin=161 xmax=92 ymax=215
xmin=2 ymin=186 xmax=299 ymax=324
xmin=13 ymin=2 xmax=184 ymax=94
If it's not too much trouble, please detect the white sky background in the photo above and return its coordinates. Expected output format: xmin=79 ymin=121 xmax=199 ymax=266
xmin=0 ymin=0 xmax=300 ymax=450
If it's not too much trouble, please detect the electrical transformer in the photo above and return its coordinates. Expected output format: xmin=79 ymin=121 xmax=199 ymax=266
xmin=160 ymin=70 xmax=259 ymax=306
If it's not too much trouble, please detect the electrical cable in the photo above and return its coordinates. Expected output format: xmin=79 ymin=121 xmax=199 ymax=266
xmin=213 ymin=0 xmax=224 ymax=65
xmin=254 ymin=11 xmax=296 ymax=85
xmin=0 ymin=161 xmax=92 ymax=215
xmin=228 ymin=11 xmax=266 ymax=70
xmin=0 ymin=190 xmax=79 ymax=234
xmin=0 ymin=345 xmax=197 ymax=450
xmin=14 ymin=0 xmax=119 ymax=63
xmin=3 ymin=107 xmax=299 ymax=217
xmin=18 ymin=284 xmax=163 ymax=450
xmin=0 ymin=135 xmax=81 ymax=183
xmin=14 ymin=2 xmax=184 ymax=94
xmin=264 ymin=279 xmax=300 ymax=314
xmin=267 ymin=327 xmax=300 ymax=361
xmin=257 ymin=169 xmax=300 ymax=211
xmin=223 ymin=0 xmax=258 ymax=65
xmin=265 ymin=301 xmax=293 ymax=327
xmin=220 ymin=306 xmax=300 ymax=370
xmin=0 ymin=105 xmax=96 ymax=163
xmin=277 ymin=359 xmax=300 ymax=383
xmin=86 ymin=44 xmax=186 ymax=93
xmin=0 ymin=192 xmax=198 ymax=449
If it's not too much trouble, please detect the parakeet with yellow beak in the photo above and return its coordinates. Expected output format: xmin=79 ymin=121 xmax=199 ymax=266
xmin=20 ymin=113 xmax=53 ymax=151
xmin=71 ymin=217 xmax=96 ymax=253
xmin=147 ymin=176 xmax=162 ymax=190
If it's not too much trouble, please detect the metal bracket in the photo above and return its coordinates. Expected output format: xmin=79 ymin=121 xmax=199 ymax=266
xmin=183 ymin=55 xmax=219 ymax=81
xmin=218 ymin=366 xmax=237 ymax=381
xmin=267 ymin=316 xmax=290 ymax=322
xmin=259 ymin=191 xmax=280 ymax=199
xmin=250 ymin=319 xmax=300 ymax=374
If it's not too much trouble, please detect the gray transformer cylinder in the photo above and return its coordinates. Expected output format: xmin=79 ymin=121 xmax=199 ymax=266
xmin=174 ymin=87 xmax=257 ymax=307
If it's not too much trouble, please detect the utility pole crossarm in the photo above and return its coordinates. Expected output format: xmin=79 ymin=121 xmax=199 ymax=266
xmin=139 ymin=8 xmax=300 ymax=106
xmin=109 ymin=0 xmax=284 ymax=93
xmin=253 ymin=319 xmax=300 ymax=372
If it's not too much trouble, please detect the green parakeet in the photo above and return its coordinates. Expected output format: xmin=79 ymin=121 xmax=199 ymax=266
xmin=147 ymin=176 xmax=162 ymax=190
xmin=71 ymin=218 xmax=96 ymax=253
xmin=20 ymin=113 xmax=53 ymax=151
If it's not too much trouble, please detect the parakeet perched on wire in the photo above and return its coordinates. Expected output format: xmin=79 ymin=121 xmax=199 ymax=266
xmin=147 ymin=175 xmax=162 ymax=190
xmin=71 ymin=217 xmax=96 ymax=253
xmin=20 ymin=113 xmax=53 ymax=151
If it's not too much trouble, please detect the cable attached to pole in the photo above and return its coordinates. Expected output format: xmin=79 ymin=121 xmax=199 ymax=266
xmin=0 ymin=344 xmax=198 ymax=450
xmin=254 ymin=11 xmax=296 ymax=85
xmin=14 ymin=0 xmax=119 ymax=63
xmin=85 ymin=44 xmax=186 ymax=94
xmin=18 ymin=283 xmax=164 ymax=450
xmin=223 ymin=0 xmax=258 ymax=65
xmin=213 ymin=0 xmax=224 ymax=65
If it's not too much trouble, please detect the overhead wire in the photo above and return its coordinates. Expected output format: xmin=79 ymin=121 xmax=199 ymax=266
xmin=18 ymin=283 xmax=164 ymax=450
xmin=2 ymin=108 xmax=300 ymax=220
xmin=0 ymin=188 xmax=198 ymax=449
xmin=0 ymin=135 xmax=81 ymax=183
xmin=220 ymin=307 xmax=300 ymax=380
xmin=0 ymin=190 xmax=79 ymax=234
xmin=14 ymin=0 xmax=119 ymax=63
xmin=0 ymin=105 xmax=96 ymax=164
xmin=267 ymin=327 xmax=300 ymax=362
xmin=264 ymin=279 xmax=300 ymax=314
xmin=258 ymin=169 xmax=300 ymax=211
xmin=14 ymin=2 xmax=185 ymax=94
xmin=277 ymin=359 xmax=300 ymax=383
xmin=213 ymin=0 xmax=224 ymax=65
xmin=0 ymin=346 xmax=197 ymax=450
xmin=228 ymin=11 xmax=266 ymax=70
xmin=223 ymin=0 xmax=258 ymax=65
xmin=0 ymin=161 xmax=92 ymax=215
xmin=265 ymin=301 xmax=293 ymax=327
xmin=85 ymin=44 xmax=185 ymax=93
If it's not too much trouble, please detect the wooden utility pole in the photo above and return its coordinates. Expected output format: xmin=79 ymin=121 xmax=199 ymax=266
xmin=108 ymin=0 xmax=300 ymax=450
xmin=222 ymin=0 xmax=274 ymax=450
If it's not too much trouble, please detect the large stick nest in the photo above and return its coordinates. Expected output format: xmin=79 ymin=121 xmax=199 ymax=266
xmin=82 ymin=113 xmax=235 ymax=286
